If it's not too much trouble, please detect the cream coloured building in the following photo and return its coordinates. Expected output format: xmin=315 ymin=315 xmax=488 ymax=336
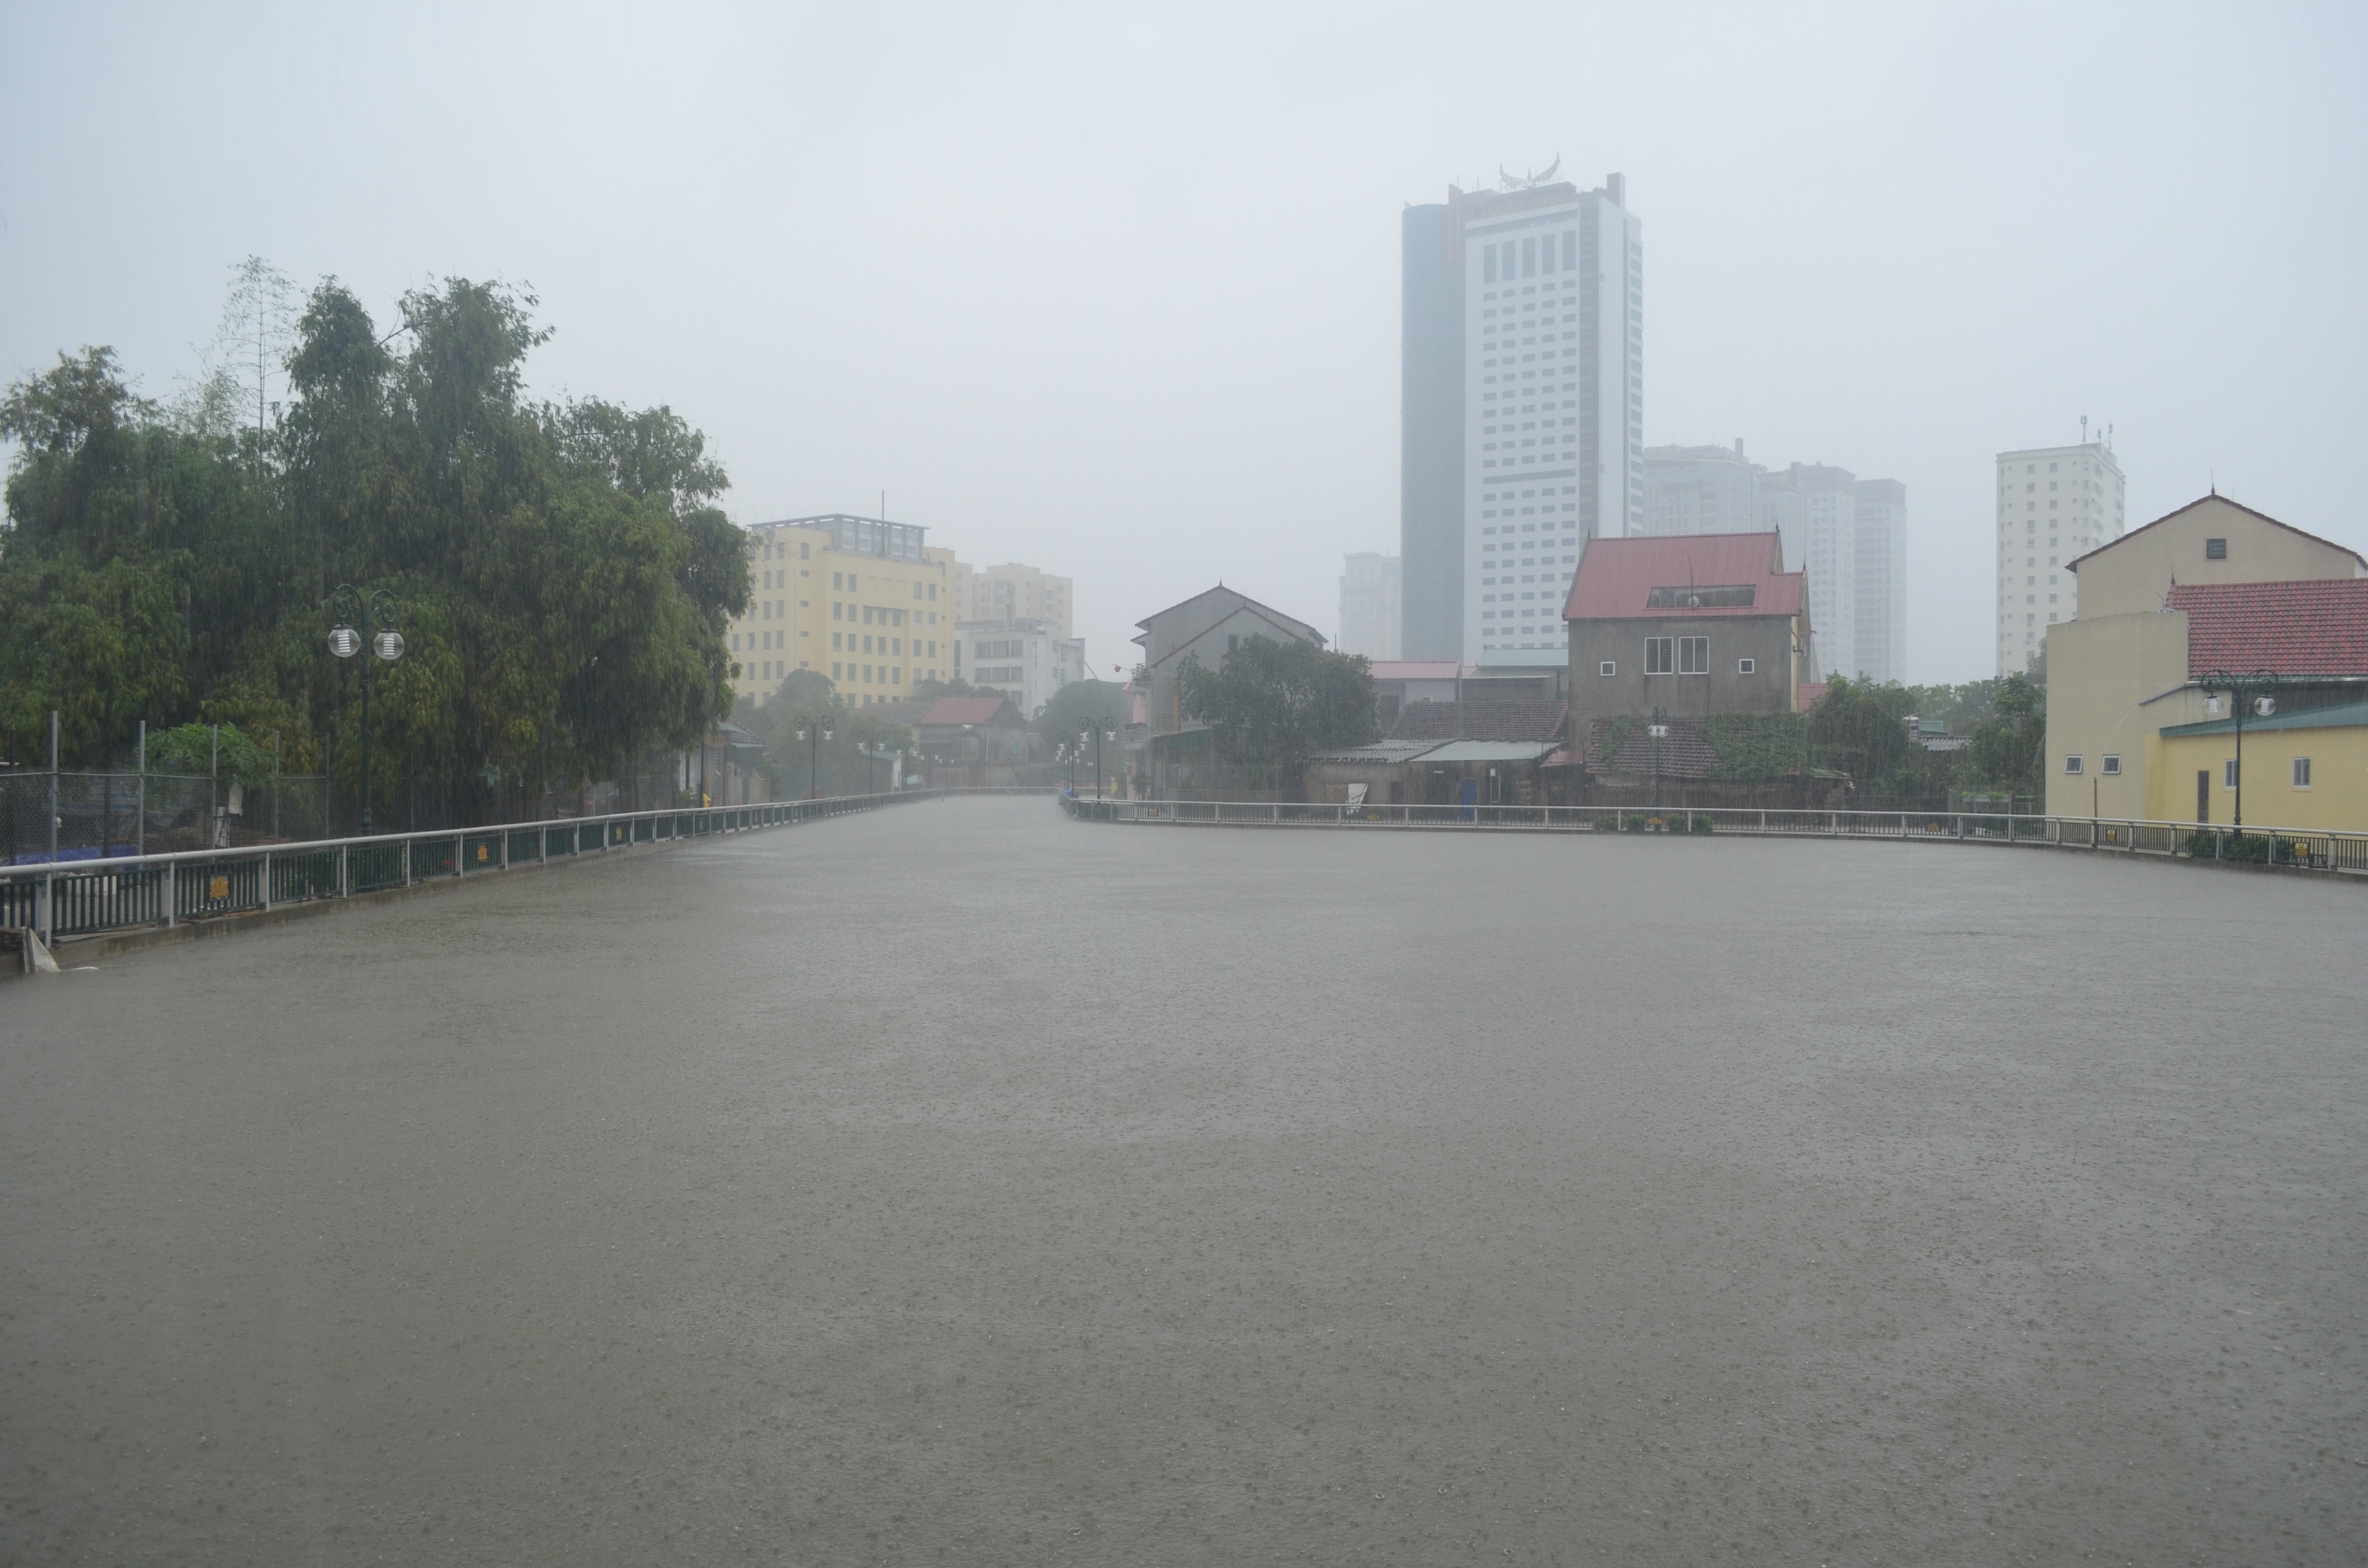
xmin=951 ymin=562 xmax=1073 ymax=640
xmin=728 ymin=514 xmax=959 ymax=707
xmin=1996 ymin=441 xmax=2126 ymax=676
xmin=2042 ymin=495 xmax=2368 ymax=820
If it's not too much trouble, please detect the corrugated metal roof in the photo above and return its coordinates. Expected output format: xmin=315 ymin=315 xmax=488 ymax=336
xmin=1366 ymin=660 xmax=1467 ymax=681
xmin=1410 ymin=740 xmax=1558 ymax=763
xmin=1303 ymin=742 xmax=1445 ymax=764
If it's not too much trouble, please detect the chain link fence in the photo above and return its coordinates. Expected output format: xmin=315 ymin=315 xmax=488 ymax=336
xmin=1 ymin=771 xmax=334 ymax=865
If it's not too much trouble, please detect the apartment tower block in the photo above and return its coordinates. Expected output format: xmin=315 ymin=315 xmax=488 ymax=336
xmin=1401 ymin=169 xmax=1643 ymax=666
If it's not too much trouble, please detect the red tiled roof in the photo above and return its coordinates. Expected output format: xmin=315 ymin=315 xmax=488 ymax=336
xmin=2167 ymin=578 xmax=2368 ymax=677
xmin=1797 ymin=682 xmax=1829 ymax=710
xmin=919 ymin=696 xmax=1024 ymax=726
xmin=1563 ymin=533 xmax=1804 ymax=621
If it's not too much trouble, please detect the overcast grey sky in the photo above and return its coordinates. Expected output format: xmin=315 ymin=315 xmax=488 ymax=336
xmin=4 ymin=1 xmax=2363 ymax=684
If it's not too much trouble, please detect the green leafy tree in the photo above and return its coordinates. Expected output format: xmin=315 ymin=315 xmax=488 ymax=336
xmin=1036 ymin=678 xmax=1130 ymax=746
xmin=1177 ymin=637 xmax=1377 ymax=771
xmin=1968 ymin=673 xmax=2046 ymax=796
xmin=910 ymin=675 xmax=986 ymax=701
xmin=1809 ymin=676 xmax=1916 ymax=789
xmin=0 ymin=272 xmax=750 ymax=820
xmin=147 ymin=723 xmax=279 ymax=788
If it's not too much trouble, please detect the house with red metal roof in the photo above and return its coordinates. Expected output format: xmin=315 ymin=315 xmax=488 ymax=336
xmin=2044 ymin=495 xmax=2368 ymax=824
xmin=1560 ymin=532 xmax=1814 ymax=740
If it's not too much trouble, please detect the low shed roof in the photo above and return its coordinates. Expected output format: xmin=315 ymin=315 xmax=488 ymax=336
xmin=1411 ymin=740 xmax=1559 ymax=764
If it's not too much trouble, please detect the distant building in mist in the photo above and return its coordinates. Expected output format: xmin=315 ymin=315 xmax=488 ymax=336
xmin=1852 ymin=478 xmax=1907 ymax=689
xmin=1994 ymin=439 xmax=2126 ymax=676
xmin=1401 ymin=168 xmax=1643 ymax=669
xmin=1640 ymin=442 xmax=1759 ymax=539
xmin=951 ymin=561 xmax=1074 ymax=641
xmin=1338 ymin=552 xmax=1402 ymax=660
xmin=953 ymin=617 xmax=1086 ymax=717
xmin=1638 ymin=445 xmax=1908 ymax=685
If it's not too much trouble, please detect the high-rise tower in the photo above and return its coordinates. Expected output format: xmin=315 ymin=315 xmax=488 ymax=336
xmin=1401 ymin=170 xmax=1643 ymax=667
xmin=1994 ymin=439 xmax=2125 ymax=676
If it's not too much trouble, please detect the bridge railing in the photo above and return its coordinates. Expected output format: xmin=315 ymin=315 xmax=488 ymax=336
xmin=1 ymin=788 xmax=1010 ymax=948
xmin=1057 ymin=796 xmax=2368 ymax=876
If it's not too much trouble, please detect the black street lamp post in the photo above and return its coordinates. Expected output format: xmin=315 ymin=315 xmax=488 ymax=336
xmin=328 ymin=585 xmax=404 ymax=833
xmin=794 ymin=723 xmax=833 ymax=800
xmin=2197 ymin=668 xmax=2278 ymax=831
xmin=1081 ymin=724 xmax=1115 ymax=801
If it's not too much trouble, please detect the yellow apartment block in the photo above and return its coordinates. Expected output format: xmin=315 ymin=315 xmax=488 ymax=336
xmin=2147 ymin=699 xmax=2368 ymax=834
xmin=728 ymin=514 xmax=958 ymax=706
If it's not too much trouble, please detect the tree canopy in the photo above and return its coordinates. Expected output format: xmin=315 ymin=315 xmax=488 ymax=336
xmin=1177 ymin=637 xmax=1377 ymax=769
xmin=1036 ymin=678 xmax=1130 ymax=746
xmin=0 ymin=275 xmax=747 ymax=819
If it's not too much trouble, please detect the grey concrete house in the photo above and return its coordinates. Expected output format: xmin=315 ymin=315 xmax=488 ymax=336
xmin=1130 ymin=586 xmax=1326 ymax=737
xmin=1563 ymin=532 xmax=1812 ymax=739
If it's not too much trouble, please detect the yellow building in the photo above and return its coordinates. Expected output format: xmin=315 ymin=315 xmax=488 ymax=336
xmin=728 ymin=514 xmax=958 ymax=706
xmin=2148 ymin=699 xmax=2368 ymax=833
xmin=2044 ymin=496 xmax=2368 ymax=819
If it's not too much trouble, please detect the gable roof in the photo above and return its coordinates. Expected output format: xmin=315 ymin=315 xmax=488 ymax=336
xmin=2166 ymin=578 xmax=2368 ymax=677
xmin=1563 ymin=532 xmax=1805 ymax=621
xmin=918 ymin=696 xmax=1025 ymax=726
xmin=1133 ymin=585 xmax=1324 ymax=648
xmin=2069 ymin=494 xmax=2368 ymax=575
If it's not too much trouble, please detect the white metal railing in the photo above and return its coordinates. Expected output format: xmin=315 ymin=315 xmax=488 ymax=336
xmin=1057 ymin=797 xmax=2368 ymax=876
xmin=1 ymin=788 xmax=982 ymax=951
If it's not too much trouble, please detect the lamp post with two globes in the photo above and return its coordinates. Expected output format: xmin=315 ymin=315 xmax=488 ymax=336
xmin=794 ymin=723 xmax=833 ymax=800
xmin=328 ymin=585 xmax=404 ymax=834
xmin=1080 ymin=724 xmax=1115 ymax=801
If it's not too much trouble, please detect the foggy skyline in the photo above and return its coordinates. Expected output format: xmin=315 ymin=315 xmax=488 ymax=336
xmin=4 ymin=1 xmax=2363 ymax=685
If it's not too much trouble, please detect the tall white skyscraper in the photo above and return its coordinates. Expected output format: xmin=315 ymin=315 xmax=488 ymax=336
xmin=1853 ymin=479 xmax=1907 ymax=685
xmin=1994 ymin=439 xmax=2126 ymax=676
xmin=1758 ymin=464 xmax=1861 ymax=682
xmin=1336 ymin=552 xmax=1402 ymax=660
xmin=1641 ymin=449 xmax=1908 ymax=683
xmin=1401 ymin=168 xmax=1641 ymax=667
xmin=1640 ymin=442 xmax=1759 ymax=537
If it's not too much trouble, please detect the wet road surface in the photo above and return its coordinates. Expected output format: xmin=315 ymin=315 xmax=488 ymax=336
xmin=3 ymin=797 xmax=2364 ymax=1564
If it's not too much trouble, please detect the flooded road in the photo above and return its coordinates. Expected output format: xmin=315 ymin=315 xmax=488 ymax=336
xmin=4 ymin=797 xmax=2364 ymax=1564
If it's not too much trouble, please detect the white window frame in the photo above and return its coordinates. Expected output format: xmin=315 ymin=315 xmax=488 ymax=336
xmin=2100 ymin=755 xmax=2121 ymax=775
xmin=1644 ymin=637 xmax=1673 ymax=675
xmin=2224 ymin=758 xmax=2240 ymax=788
xmin=1736 ymin=657 xmax=1756 ymax=675
xmin=2292 ymin=756 xmax=2312 ymax=788
xmin=1678 ymin=635 xmax=1709 ymax=675
xmin=1598 ymin=660 xmax=1616 ymax=676
xmin=2064 ymin=755 xmax=2084 ymax=775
